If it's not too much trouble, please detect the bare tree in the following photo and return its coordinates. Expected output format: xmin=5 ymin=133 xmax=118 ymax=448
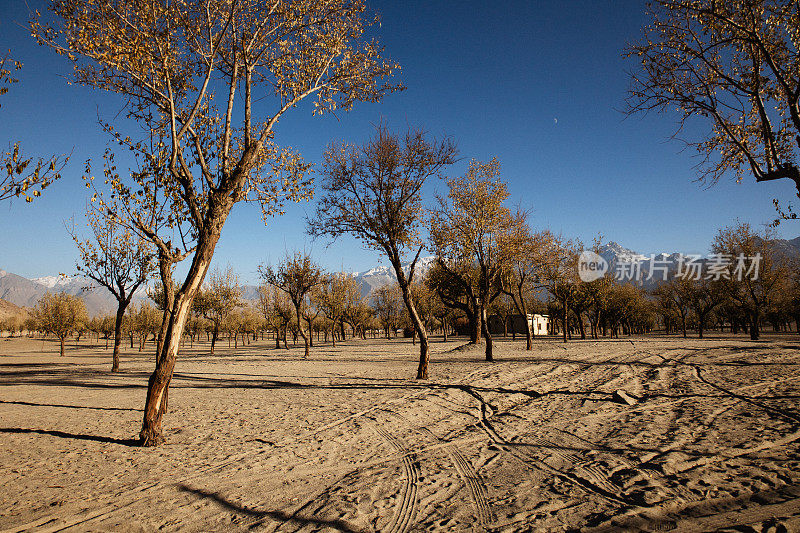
xmin=309 ymin=125 xmax=456 ymax=379
xmin=626 ymin=0 xmax=800 ymax=220
xmin=260 ymin=253 xmax=325 ymax=358
xmin=70 ymin=210 xmax=154 ymax=371
xmin=34 ymin=0 xmax=401 ymax=445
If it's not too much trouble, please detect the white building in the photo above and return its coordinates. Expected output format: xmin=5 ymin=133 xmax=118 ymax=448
xmin=528 ymin=313 xmax=549 ymax=335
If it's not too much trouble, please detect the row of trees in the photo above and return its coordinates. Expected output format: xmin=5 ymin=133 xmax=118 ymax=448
xmin=20 ymin=215 xmax=800 ymax=363
xmin=20 ymin=226 xmax=799 ymax=364
xmin=4 ymin=0 xmax=798 ymax=447
xmin=653 ymin=223 xmax=798 ymax=340
xmin=20 ymin=141 xmax=800 ymax=381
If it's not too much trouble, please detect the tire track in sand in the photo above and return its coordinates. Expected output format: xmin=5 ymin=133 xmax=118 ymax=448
xmin=380 ymin=409 xmax=496 ymax=530
xmin=440 ymin=436 xmax=494 ymax=528
xmin=1 ymin=366 xmax=499 ymax=533
xmin=369 ymin=422 xmax=419 ymax=533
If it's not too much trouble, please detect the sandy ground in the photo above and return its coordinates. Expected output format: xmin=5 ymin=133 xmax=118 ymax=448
xmin=1 ymin=333 xmax=799 ymax=532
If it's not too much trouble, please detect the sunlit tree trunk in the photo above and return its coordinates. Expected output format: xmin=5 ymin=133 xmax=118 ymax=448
xmin=139 ymin=206 xmax=228 ymax=445
xmin=297 ymin=314 xmax=310 ymax=358
xmin=393 ymin=259 xmax=430 ymax=380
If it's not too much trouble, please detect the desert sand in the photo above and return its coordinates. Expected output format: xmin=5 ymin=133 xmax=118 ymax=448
xmin=1 ymin=333 xmax=799 ymax=532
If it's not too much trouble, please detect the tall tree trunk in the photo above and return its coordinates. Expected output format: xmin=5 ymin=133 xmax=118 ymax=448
xmin=112 ymin=303 xmax=125 ymax=372
xmin=468 ymin=298 xmax=482 ymax=344
xmin=210 ymin=327 xmax=218 ymax=356
xmin=481 ymin=304 xmax=493 ymax=361
xmin=297 ymin=312 xmax=310 ymax=359
xmin=139 ymin=289 xmax=196 ymax=446
xmin=60 ymin=335 xmax=65 ymax=357
xmin=562 ymin=302 xmax=568 ymax=343
xmin=393 ymin=258 xmax=430 ymax=380
xmin=524 ymin=317 xmax=533 ymax=350
xmin=442 ymin=317 xmax=448 ymax=342
xmin=155 ymin=253 xmax=176 ymax=360
xmin=138 ymin=204 xmax=229 ymax=446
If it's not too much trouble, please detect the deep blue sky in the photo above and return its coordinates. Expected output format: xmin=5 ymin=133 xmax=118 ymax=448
xmin=1 ymin=1 xmax=797 ymax=284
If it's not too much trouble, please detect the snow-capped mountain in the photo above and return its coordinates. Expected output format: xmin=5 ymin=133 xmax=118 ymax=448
xmin=598 ymin=241 xmax=648 ymax=265
xmin=0 ymin=256 xmax=437 ymax=315
xmin=0 ymin=270 xmax=149 ymax=317
xmin=596 ymin=237 xmax=800 ymax=289
xmin=4 ymin=236 xmax=799 ymax=314
xmin=31 ymin=274 xmax=77 ymax=289
xmin=352 ymin=255 xmax=436 ymax=298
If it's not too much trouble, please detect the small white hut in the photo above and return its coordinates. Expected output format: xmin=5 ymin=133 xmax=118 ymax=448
xmin=527 ymin=313 xmax=549 ymax=335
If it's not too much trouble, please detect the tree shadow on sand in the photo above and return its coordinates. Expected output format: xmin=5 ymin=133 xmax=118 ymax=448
xmin=0 ymin=399 xmax=138 ymax=411
xmin=177 ymin=484 xmax=361 ymax=532
xmin=0 ymin=427 xmax=139 ymax=446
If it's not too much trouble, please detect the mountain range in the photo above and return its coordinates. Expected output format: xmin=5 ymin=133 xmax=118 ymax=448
xmin=0 ymin=269 xmax=151 ymax=318
xmin=2 ymin=238 xmax=798 ymax=317
xmin=0 ymin=256 xmax=438 ymax=318
xmin=596 ymin=237 xmax=800 ymax=290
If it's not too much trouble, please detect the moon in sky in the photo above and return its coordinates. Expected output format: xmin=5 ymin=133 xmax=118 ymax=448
xmin=554 ymin=117 xmax=558 ymax=125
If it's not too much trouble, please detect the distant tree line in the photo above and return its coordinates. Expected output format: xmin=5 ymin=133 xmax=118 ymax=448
xmin=4 ymin=0 xmax=798 ymax=447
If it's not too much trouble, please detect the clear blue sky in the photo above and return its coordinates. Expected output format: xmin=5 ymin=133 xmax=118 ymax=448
xmin=1 ymin=1 xmax=797 ymax=285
